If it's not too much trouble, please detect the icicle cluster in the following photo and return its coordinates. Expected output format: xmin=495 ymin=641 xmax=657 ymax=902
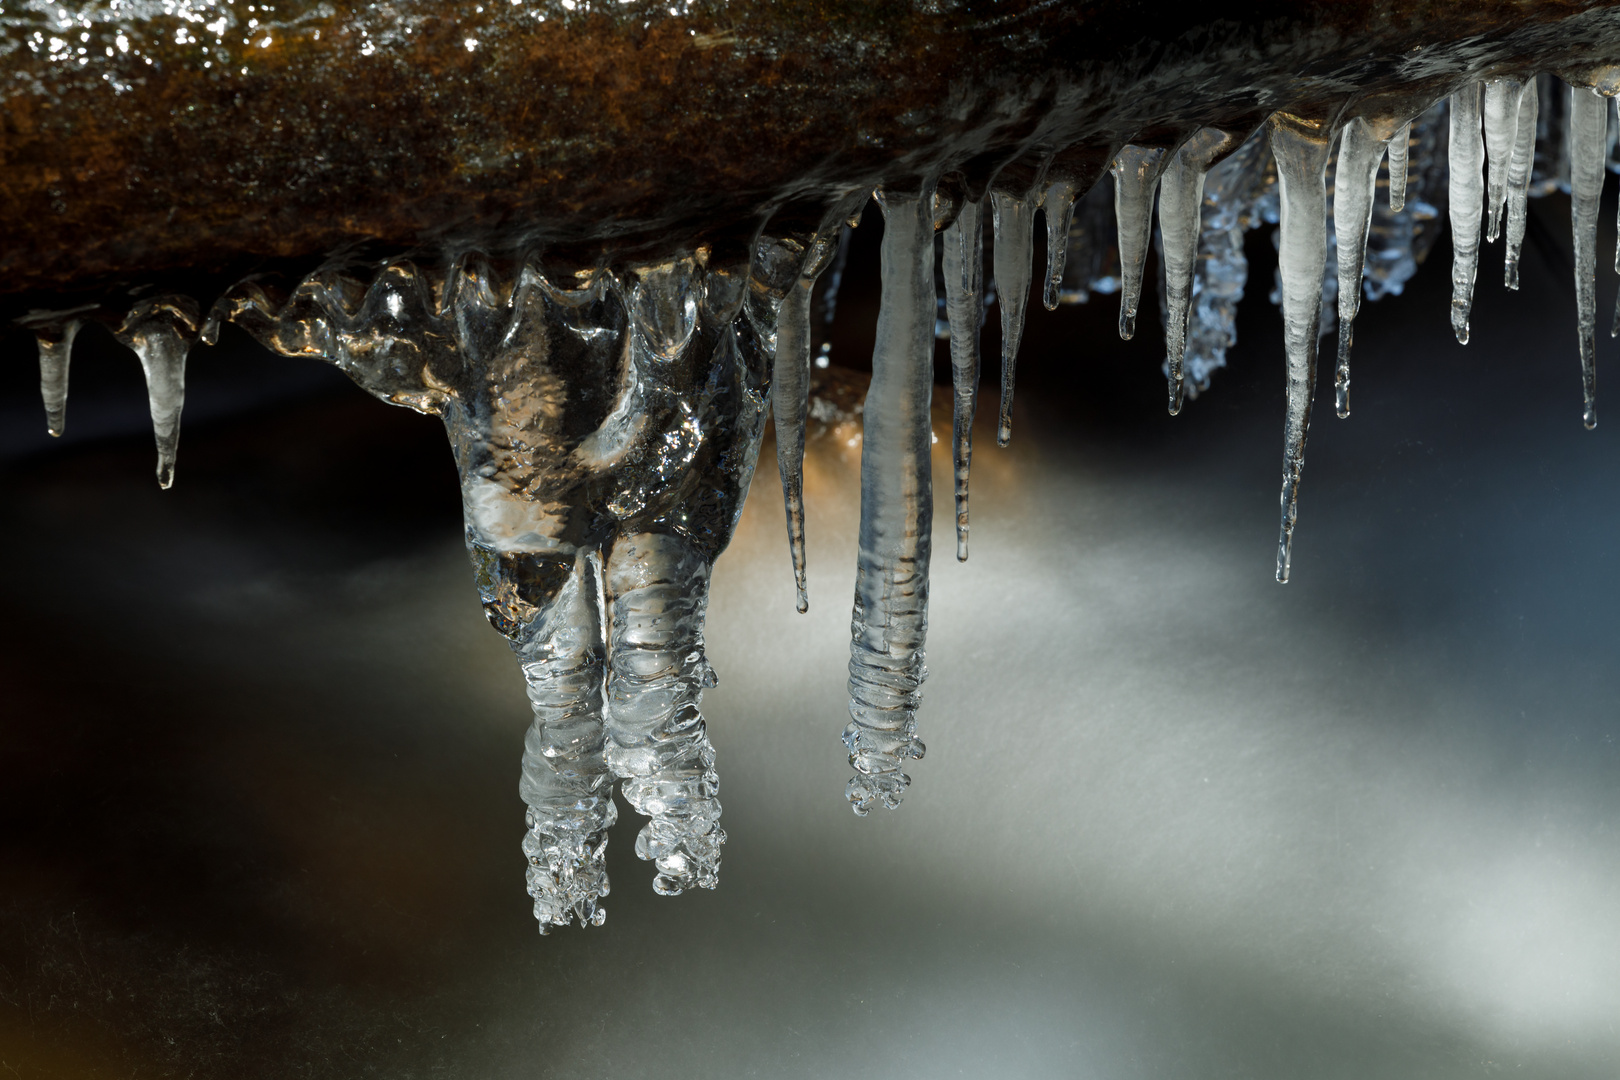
xmin=18 ymin=68 xmax=1620 ymax=932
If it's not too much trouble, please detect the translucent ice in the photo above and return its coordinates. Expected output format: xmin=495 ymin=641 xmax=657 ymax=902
xmin=1505 ymin=78 xmax=1540 ymax=289
xmin=844 ymin=188 xmax=935 ymax=816
xmin=1111 ymin=145 xmax=1169 ymax=340
xmin=1333 ymin=117 xmax=1398 ymax=419
xmin=1448 ymin=83 xmax=1485 ymax=345
xmin=943 ymin=198 xmax=985 ymax=561
xmin=1269 ymin=113 xmax=1335 ymax=584
xmin=1041 ymin=180 xmax=1079 ymax=312
xmin=110 ymin=295 xmax=200 ymax=489
xmin=1483 ymin=77 xmax=1528 ymax=242
xmin=1387 ymin=121 xmax=1412 ymax=212
xmin=17 ymin=308 xmax=91 ymax=438
xmin=991 ymin=189 xmax=1035 ymax=446
xmin=1569 ymin=84 xmax=1609 ymax=430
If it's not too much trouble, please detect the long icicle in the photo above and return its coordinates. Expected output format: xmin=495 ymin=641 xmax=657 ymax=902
xmin=990 ymin=188 xmax=1035 ymax=446
xmin=1483 ymin=77 xmax=1528 ymax=242
xmin=775 ymin=216 xmax=853 ymax=613
xmin=1332 ymin=117 xmax=1393 ymax=419
xmin=943 ymin=197 xmax=984 ymax=561
xmin=1506 ymin=78 xmax=1540 ymax=289
xmin=1112 ymin=145 xmax=1169 ymax=340
xmin=844 ymin=185 xmax=935 ymax=816
xmin=1041 ymin=180 xmax=1078 ymax=311
xmin=1159 ymin=127 xmax=1240 ymax=415
xmin=1570 ymin=84 xmax=1608 ymax=430
xmin=1448 ymin=83 xmax=1486 ymax=345
xmin=1269 ymin=113 xmax=1335 ymax=584
xmin=1387 ymin=121 xmax=1412 ymax=211
xmin=111 ymin=295 xmax=201 ymax=489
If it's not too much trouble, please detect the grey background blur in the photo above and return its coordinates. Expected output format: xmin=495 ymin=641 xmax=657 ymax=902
xmin=1 ymin=192 xmax=1618 ymax=1078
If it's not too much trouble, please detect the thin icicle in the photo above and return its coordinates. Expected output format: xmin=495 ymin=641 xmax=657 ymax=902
xmin=1505 ymin=78 xmax=1540 ymax=289
xmin=1111 ymin=145 xmax=1168 ymax=340
xmin=1483 ymin=77 xmax=1528 ymax=241
xmin=111 ymin=295 xmax=200 ymax=489
xmin=33 ymin=318 xmax=81 ymax=437
xmin=1159 ymin=127 xmax=1240 ymax=415
xmin=1570 ymin=85 xmax=1608 ymax=430
xmin=844 ymin=186 xmax=934 ymax=816
xmin=990 ymin=189 xmax=1034 ymax=446
xmin=1387 ymin=122 xmax=1411 ymax=211
xmin=1448 ymin=83 xmax=1485 ymax=345
xmin=1269 ymin=113 xmax=1335 ymax=584
xmin=1333 ymin=117 xmax=1395 ymax=419
xmin=1041 ymin=180 xmax=1078 ymax=311
xmin=943 ymin=198 xmax=984 ymax=561
xmin=774 ymin=222 xmax=849 ymax=613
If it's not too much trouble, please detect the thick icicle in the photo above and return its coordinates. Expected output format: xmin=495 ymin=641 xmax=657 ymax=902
xmin=1505 ymin=78 xmax=1540 ymax=289
xmin=1160 ymin=127 xmax=1241 ymax=415
xmin=1483 ymin=78 xmax=1528 ymax=242
xmin=506 ymin=550 xmax=615 ymax=932
xmin=1448 ymin=84 xmax=1485 ymax=345
xmin=1041 ymin=180 xmax=1078 ymax=311
xmin=990 ymin=189 xmax=1034 ymax=446
xmin=1111 ymin=145 xmax=1169 ymax=340
xmin=1387 ymin=122 xmax=1412 ymax=212
xmin=774 ymin=222 xmax=849 ymax=613
xmin=1332 ymin=117 xmax=1395 ymax=419
xmin=111 ymin=295 xmax=200 ymax=489
xmin=1570 ymin=85 xmax=1609 ymax=430
xmin=844 ymin=187 xmax=935 ymax=816
xmin=1269 ymin=113 xmax=1335 ymax=584
xmin=24 ymin=314 xmax=85 ymax=438
xmin=943 ymin=198 xmax=985 ymax=561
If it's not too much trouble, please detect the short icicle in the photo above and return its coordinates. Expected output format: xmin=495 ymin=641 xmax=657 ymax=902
xmin=1483 ymin=77 xmax=1528 ymax=241
xmin=1387 ymin=122 xmax=1412 ymax=211
xmin=1332 ymin=117 xmax=1393 ymax=419
xmin=1041 ymin=180 xmax=1078 ymax=312
xmin=990 ymin=188 xmax=1035 ymax=446
xmin=111 ymin=295 xmax=201 ymax=488
xmin=1159 ymin=127 xmax=1240 ymax=415
xmin=1111 ymin=145 xmax=1169 ymax=340
xmin=774 ymin=222 xmax=849 ymax=613
xmin=943 ymin=197 xmax=985 ymax=561
xmin=844 ymin=186 xmax=935 ymax=816
xmin=1269 ymin=113 xmax=1336 ymax=584
xmin=1505 ymin=78 xmax=1540 ymax=289
xmin=30 ymin=317 xmax=83 ymax=437
xmin=1569 ymin=84 xmax=1609 ymax=429
xmin=1448 ymin=83 xmax=1485 ymax=345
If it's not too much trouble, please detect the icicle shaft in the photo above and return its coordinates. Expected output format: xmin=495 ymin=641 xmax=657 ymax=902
xmin=943 ymin=198 xmax=984 ymax=562
xmin=1041 ymin=180 xmax=1078 ymax=311
xmin=1484 ymin=78 xmax=1528 ymax=242
xmin=112 ymin=296 xmax=200 ymax=489
xmin=845 ymin=187 xmax=935 ymax=816
xmin=990 ymin=189 xmax=1034 ymax=447
xmin=1387 ymin=122 xmax=1411 ymax=212
xmin=1332 ymin=117 xmax=1389 ymax=419
xmin=1570 ymin=85 xmax=1608 ymax=430
xmin=1160 ymin=128 xmax=1238 ymax=415
xmin=1505 ymin=79 xmax=1539 ymax=289
xmin=33 ymin=319 xmax=81 ymax=438
xmin=1269 ymin=114 xmax=1334 ymax=584
xmin=1449 ymin=84 xmax=1485 ymax=345
xmin=1111 ymin=145 xmax=1168 ymax=340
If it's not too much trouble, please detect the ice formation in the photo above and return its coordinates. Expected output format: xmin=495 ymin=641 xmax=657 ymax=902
xmin=14 ymin=41 xmax=1620 ymax=928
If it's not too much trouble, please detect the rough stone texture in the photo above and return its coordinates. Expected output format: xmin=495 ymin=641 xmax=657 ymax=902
xmin=3 ymin=0 xmax=1620 ymax=302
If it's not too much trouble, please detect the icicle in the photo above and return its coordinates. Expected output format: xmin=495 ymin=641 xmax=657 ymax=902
xmin=603 ymin=531 xmax=727 ymax=895
xmin=506 ymin=549 xmax=615 ymax=933
xmin=1332 ymin=117 xmax=1398 ymax=419
xmin=1483 ymin=78 xmax=1528 ymax=242
xmin=1387 ymin=122 xmax=1411 ymax=212
xmin=1111 ymin=145 xmax=1168 ymax=340
xmin=1159 ymin=127 xmax=1241 ymax=415
xmin=1269 ymin=113 xmax=1335 ymax=584
xmin=1448 ymin=83 xmax=1485 ymax=345
xmin=24 ymin=314 xmax=85 ymax=438
xmin=1505 ymin=78 xmax=1540 ymax=289
xmin=845 ymin=186 xmax=935 ymax=816
xmin=943 ymin=198 xmax=984 ymax=561
xmin=990 ymin=189 xmax=1034 ymax=446
xmin=1570 ymin=85 xmax=1608 ymax=430
xmin=111 ymin=295 xmax=201 ymax=489
xmin=774 ymin=218 xmax=852 ymax=614
xmin=1041 ymin=180 xmax=1078 ymax=311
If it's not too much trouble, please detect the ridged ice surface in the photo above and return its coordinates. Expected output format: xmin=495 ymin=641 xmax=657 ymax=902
xmin=843 ymin=188 xmax=935 ymax=816
xmin=15 ymin=69 xmax=1620 ymax=932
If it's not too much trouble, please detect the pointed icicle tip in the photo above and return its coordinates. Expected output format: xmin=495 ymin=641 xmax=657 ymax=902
xmin=1111 ymin=145 xmax=1169 ymax=343
xmin=990 ymin=188 xmax=1034 ymax=449
xmin=1159 ymin=128 xmax=1238 ymax=418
